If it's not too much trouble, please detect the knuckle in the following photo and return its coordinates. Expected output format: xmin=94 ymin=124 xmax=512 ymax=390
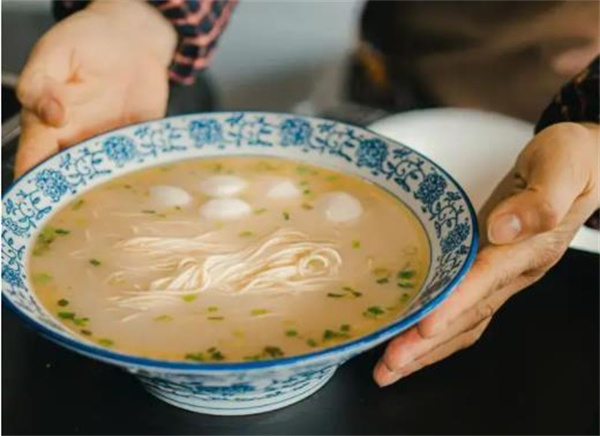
xmin=536 ymin=198 xmax=560 ymax=230
xmin=532 ymin=233 xmax=570 ymax=269
xmin=474 ymin=302 xmax=495 ymax=323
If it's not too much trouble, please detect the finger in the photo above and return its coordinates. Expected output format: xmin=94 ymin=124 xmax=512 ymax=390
xmin=375 ymin=316 xmax=492 ymax=387
xmin=417 ymin=241 xmax=536 ymax=338
xmin=374 ymin=278 xmax=521 ymax=386
xmin=487 ymin=123 xmax=594 ymax=244
xmin=15 ymin=111 xmax=60 ymax=178
xmin=17 ymin=37 xmax=72 ymax=127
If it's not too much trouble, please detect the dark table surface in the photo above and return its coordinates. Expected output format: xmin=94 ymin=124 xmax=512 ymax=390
xmin=3 ymin=247 xmax=598 ymax=435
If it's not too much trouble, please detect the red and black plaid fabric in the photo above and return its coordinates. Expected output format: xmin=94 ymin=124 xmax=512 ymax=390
xmin=54 ymin=0 xmax=237 ymax=85
xmin=536 ymin=56 xmax=600 ymax=134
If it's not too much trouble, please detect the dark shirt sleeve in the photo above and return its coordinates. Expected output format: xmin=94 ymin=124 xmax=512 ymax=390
xmin=53 ymin=0 xmax=237 ymax=85
xmin=535 ymin=56 xmax=599 ymax=230
xmin=535 ymin=56 xmax=599 ymax=133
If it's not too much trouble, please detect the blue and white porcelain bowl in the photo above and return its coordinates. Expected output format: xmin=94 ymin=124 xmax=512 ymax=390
xmin=2 ymin=112 xmax=478 ymax=416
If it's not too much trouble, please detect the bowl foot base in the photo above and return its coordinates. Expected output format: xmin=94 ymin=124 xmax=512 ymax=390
xmin=140 ymin=365 xmax=337 ymax=416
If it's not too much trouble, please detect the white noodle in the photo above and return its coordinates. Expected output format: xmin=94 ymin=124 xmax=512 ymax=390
xmin=109 ymin=228 xmax=342 ymax=315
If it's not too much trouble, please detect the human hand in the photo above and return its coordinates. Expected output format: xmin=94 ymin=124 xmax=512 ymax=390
xmin=15 ymin=0 xmax=177 ymax=177
xmin=374 ymin=122 xmax=600 ymax=387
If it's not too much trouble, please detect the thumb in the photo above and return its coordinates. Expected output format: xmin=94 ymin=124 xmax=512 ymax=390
xmin=17 ymin=70 xmax=68 ymax=128
xmin=487 ymin=124 xmax=593 ymax=245
xmin=16 ymin=37 xmax=72 ymax=127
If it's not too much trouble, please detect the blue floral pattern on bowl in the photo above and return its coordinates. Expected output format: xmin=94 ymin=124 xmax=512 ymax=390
xmin=1 ymin=112 xmax=478 ymax=416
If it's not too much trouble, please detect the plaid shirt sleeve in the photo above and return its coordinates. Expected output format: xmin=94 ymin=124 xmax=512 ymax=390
xmin=53 ymin=0 xmax=237 ymax=85
xmin=535 ymin=56 xmax=599 ymax=133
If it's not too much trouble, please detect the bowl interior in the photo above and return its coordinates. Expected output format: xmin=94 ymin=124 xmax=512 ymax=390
xmin=2 ymin=112 xmax=478 ymax=368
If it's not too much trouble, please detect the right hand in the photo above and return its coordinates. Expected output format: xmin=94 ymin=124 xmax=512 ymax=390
xmin=15 ymin=0 xmax=177 ymax=177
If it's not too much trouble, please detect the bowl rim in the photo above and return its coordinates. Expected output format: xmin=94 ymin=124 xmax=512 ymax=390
xmin=2 ymin=110 xmax=479 ymax=372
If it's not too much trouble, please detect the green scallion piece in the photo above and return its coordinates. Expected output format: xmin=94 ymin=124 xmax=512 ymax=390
xmin=98 ymin=338 xmax=114 ymax=347
xmin=251 ymin=308 xmax=269 ymax=316
xmin=71 ymin=199 xmax=85 ymax=210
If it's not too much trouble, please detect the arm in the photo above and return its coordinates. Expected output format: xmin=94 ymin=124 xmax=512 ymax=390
xmin=375 ymin=56 xmax=599 ymax=387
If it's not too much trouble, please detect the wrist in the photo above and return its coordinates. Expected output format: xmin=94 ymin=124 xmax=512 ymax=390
xmin=87 ymin=0 xmax=177 ymax=67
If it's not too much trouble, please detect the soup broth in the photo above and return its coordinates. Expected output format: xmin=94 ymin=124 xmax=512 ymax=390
xmin=30 ymin=157 xmax=429 ymax=362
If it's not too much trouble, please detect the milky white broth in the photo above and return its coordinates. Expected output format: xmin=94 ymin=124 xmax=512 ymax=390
xmin=30 ymin=157 xmax=429 ymax=362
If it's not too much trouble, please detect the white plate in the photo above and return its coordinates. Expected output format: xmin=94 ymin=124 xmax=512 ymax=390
xmin=369 ymin=108 xmax=599 ymax=254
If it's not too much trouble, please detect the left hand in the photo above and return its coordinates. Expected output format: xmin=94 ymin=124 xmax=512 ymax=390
xmin=374 ymin=121 xmax=599 ymax=387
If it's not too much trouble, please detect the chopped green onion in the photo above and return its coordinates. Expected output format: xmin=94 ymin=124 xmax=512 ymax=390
xmin=342 ymin=286 xmax=363 ymax=297
xmin=251 ymin=308 xmax=269 ymax=316
xmin=98 ymin=338 xmax=114 ymax=347
xmin=207 ymin=347 xmax=225 ymax=361
xmin=400 ymin=293 xmax=411 ymax=302
xmin=32 ymin=273 xmax=53 ymax=284
xmin=207 ymin=316 xmax=224 ymax=321
xmin=80 ymin=329 xmax=92 ymax=336
xmin=185 ymin=352 xmax=205 ymax=362
xmin=283 ymin=211 xmax=290 ymax=221
xmin=327 ymin=293 xmax=344 ymax=298
xmin=71 ymin=199 xmax=85 ymax=210
xmin=340 ymin=324 xmax=351 ymax=332
xmin=154 ymin=314 xmax=173 ymax=322
xmin=57 ymin=298 xmax=69 ymax=307
xmin=306 ymin=338 xmax=318 ymax=347
xmin=238 ymin=230 xmax=255 ymax=238
xmin=398 ymin=269 xmax=416 ymax=280
xmin=263 ymin=346 xmax=284 ymax=358
xmin=254 ymin=208 xmax=267 ymax=215
xmin=301 ymin=203 xmax=314 ymax=210
xmin=207 ymin=306 xmax=219 ymax=313
xmin=73 ymin=317 xmax=89 ymax=326
xmin=376 ymin=277 xmax=389 ymax=284
xmin=89 ymin=259 xmax=102 ymax=266
xmin=182 ymin=294 xmax=197 ymax=302
xmin=397 ymin=282 xmax=414 ymax=289
xmin=285 ymin=329 xmax=298 ymax=337
xmin=141 ymin=210 xmax=156 ymax=214
xmin=351 ymin=240 xmax=361 ymax=249
xmin=363 ymin=306 xmax=385 ymax=319
xmin=54 ymin=228 xmax=70 ymax=235
xmin=58 ymin=311 xmax=75 ymax=320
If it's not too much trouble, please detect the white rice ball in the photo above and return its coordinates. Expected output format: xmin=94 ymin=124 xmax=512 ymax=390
xmin=200 ymin=198 xmax=252 ymax=221
xmin=199 ymin=175 xmax=248 ymax=197
xmin=265 ymin=178 xmax=301 ymax=200
xmin=317 ymin=191 xmax=364 ymax=223
xmin=149 ymin=185 xmax=192 ymax=208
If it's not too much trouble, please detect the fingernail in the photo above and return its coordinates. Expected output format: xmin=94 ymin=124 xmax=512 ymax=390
xmin=40 ymin=98 xmax=64 ymax=126
xmin=489 ymin=214 xmax=521 ymax=244
xmin=374 ymin=361 xmax=403 ymax=387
